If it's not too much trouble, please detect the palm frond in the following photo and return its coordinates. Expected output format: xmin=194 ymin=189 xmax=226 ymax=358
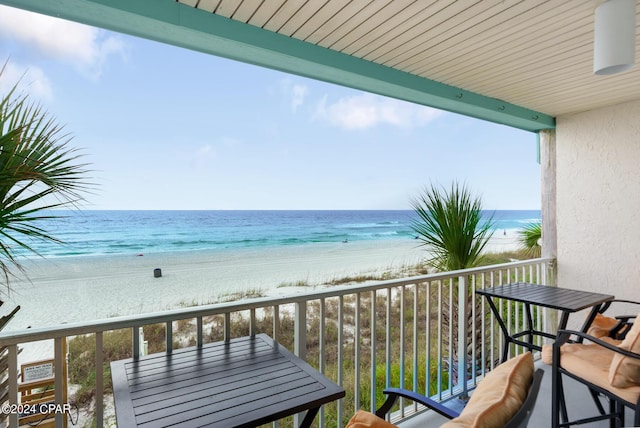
xmin=411 ymin=182 xmax=495 ymax=271
xmin=0 ymin=64 xmax=92 ymax=290
xmin=518 ymin=222 xmax=542 ymax=258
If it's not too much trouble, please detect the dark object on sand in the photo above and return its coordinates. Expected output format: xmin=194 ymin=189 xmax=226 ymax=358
xmin=153 ymin=268 xmax=162 ymax=278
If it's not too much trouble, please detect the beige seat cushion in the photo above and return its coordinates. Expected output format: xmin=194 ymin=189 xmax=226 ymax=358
xmin=609 ymin=312 xmax=640 ymax=388
xmin=541 ymin=336 xmax=622 ymax=365
xmin=557 ymin=342 xmax=640 ymax=404
xmin=441 ymin=352 xmax=533 ymax=428
xmin=345 ymin=410 xmax=397 ymax=428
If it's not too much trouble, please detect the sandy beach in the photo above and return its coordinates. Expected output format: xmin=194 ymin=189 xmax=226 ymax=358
xmin=1 ymin=232 xmax=520 ymax=364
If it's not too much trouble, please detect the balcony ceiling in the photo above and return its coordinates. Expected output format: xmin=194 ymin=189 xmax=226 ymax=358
xmin=2 ymin=0 xmax=640 ymax=131
xmin=181 ymin=0 xmax=640 ymax=117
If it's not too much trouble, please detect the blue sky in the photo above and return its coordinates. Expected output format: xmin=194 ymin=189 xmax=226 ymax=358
xmin=0 ymin=5 xmax=540 ymax=211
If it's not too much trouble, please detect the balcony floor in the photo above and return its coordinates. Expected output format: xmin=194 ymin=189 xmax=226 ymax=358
xmin=398 ymin=361 xmax=635 ymax=427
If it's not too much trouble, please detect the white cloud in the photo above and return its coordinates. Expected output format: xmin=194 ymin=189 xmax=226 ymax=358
xmin=291 ymin=84 xmax=307 ymax=113
xmin=191 ymin=144 xmax=216 ymax=170
xmin=275 ymin=79 xmax=309 ymax=113
xmin=189 ymin=136 xmax=241 ymax=170
xmin=219 ymin=136 xmax=241 ymax=147
xmin=0 ymin=5 xmax=126 ymax=80
xmin=314 ymin=93 xmax=444 ymax=130
xmin=0 ymin=62 xmax=52 ymax=101
xmin=196 ymin=145 xmax=214 ymax=157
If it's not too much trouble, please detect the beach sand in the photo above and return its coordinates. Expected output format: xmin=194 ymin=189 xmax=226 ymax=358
xmin=1 ymin=232 xmax=520 ymax=364
xmin=3 ymin=240 xmax=419 ymax=329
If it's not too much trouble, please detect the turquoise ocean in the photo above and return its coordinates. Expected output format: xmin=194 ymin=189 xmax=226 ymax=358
xmin=29 ymin=210 xmax=541 ymax=258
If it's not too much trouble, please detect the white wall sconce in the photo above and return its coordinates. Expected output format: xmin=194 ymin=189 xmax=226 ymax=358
xmin=594 ymin=0 xmax=637 ymax=75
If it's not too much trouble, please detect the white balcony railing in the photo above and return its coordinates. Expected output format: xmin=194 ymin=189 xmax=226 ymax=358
xmin=0 ymin=257 xmax=554 ymax=428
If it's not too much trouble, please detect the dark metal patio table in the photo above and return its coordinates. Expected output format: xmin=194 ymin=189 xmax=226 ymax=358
xmin=111 ymin=333 xmax=345 ymax=428
xmin=476 ymin=282 xmax=614 ymax=362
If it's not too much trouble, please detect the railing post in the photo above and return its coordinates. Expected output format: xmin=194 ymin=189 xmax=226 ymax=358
xmin=96 ymin=331 xmax=104 ymax=428
xmin=337 ymin=296 xmax=344 ymax=424
xmin=319 ymin=298 xmax=326 ymax=426
xmin=273 ymin=305 xmax=280 ymax=342
xmin=196 ymin=316 xmax=203 ymax=347
xmin=133 ymin=326 xmax=140 ymax=359
xmin=294 ymin=301 xmax=307 ymax=359
xmin=54 ymin=337 xmax=64 ymax=428
xmin=294 ymin=301 xmax=307 ymax=426
xmin=458 ymin=275 xmax=469 ymax=399
xmin=370 ymin=290 xmax=377 ymax=414
xmin=8 ymin=344 xmax=18 ymax=428
xmin=250 ymin=308 xmax=256 ymax=337
xmin=166 ymin=321 xmax=173 ymax=353
xmin=224 ymin=313 xmax=231 ymax=342
xmin=400 ymin=286 xmax=406 ymax=417
xmin=354 ymin=293 xmax=360 ymax=412
xmin=544 ymin=259 xmax=558 ymax=338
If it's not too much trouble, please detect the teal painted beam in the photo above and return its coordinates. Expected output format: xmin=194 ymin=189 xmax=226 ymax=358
xmin=1 ymin=0 xmax=555 ymax=132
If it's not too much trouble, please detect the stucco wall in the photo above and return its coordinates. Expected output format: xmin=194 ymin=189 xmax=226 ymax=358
xmin=556 ymin=99 xmax=640 ymax=300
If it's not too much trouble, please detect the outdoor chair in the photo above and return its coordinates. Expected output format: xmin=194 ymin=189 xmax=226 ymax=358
xmin=589 ymin=299 xmax=638 ymax=342
xmin=551 ymin=309 xmax=640 ymax=428
xmin=541 ymin=299 xmax=639 ymax=364
xmin=346 ymin=352 xmax=544 ymax=428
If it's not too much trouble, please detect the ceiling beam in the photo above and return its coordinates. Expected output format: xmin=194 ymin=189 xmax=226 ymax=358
xmin=1 ymin=0 xmax=555 ymax=132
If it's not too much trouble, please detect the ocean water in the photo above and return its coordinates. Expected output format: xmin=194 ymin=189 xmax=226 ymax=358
xmin=21 ymin=210 xmax=541 ymax=258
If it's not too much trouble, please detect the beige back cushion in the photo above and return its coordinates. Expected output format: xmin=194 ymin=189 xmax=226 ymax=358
xmin=441 ymin=352 xmax=534 ymax=428
xmin=609 ymin=313 xmax=640 ymax=388
xmin=588 ymin=313 xmax=621 ymax=338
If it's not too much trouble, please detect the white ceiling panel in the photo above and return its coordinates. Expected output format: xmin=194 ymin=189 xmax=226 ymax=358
xmin=178 ymin=0 xmax=639 ymax=117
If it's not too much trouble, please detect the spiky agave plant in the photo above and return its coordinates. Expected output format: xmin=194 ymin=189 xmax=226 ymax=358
xmin=0 ymin=66 xmax=91 ymax=288
xmin=411 ymin=181 xmax=495 ymax=271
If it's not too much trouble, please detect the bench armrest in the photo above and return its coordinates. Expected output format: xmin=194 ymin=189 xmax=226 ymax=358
xmin=375 ymin=388 xmax=459 ymax=420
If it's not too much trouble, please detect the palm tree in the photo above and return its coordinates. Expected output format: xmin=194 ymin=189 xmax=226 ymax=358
xmin=0 ymin=64 xmax=91 ymax=425
xmin=518 ymin=222 xmax=542 ymax=258
xmin=411 ymin=182 xmax=495 ymax=270
xmin=410 ymin=182 xmax=495 ymax=392
xmin=0 ymin=66 xmax=91 ymax=287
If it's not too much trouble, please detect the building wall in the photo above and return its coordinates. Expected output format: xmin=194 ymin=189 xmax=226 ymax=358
xmin=556 ymin=99 xmax=640 ymax=300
